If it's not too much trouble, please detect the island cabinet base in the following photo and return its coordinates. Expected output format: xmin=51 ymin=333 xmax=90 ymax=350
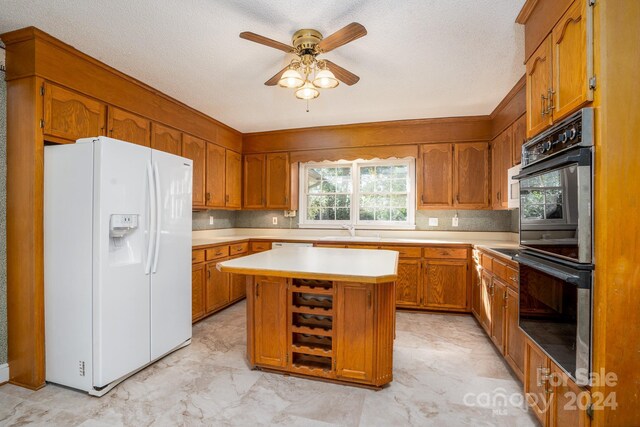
xmin=246 ymin=275 xmax=396 ymax=388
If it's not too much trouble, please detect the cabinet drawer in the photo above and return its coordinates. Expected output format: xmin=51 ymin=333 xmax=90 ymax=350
xmin=192 ymin=249 xmax=205 ymax=264
xmin=315 ymin=243 xmax=347 ymax=248
xmin=230 ymin=242 xmax=249 ymax=256
xmin=423 ymin=247 xmax=468 ymax=259
xmin=380 ymin=246 xmax=421 ymax=258
xmin=347 ymin=245 xmax=379 ymax=250
xmin=480 ymin=253 xmax=493 ymax=270
xmin=493 ymin=262 xmax=518 ymax=289
xmin=206 ymin=245 xmax=230 ymax=260
xmin=250 ymin=241 xmax=271 ymax=252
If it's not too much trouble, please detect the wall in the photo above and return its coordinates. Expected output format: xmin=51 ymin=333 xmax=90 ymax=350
xmin=0 ymin=68 xmax=7 ymax=365
xmin=198 ymin=209 xmax=515 ymax=232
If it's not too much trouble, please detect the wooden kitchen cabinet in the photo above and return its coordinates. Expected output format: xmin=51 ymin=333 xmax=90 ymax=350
xmin=551 ymin=0 xmax=590 ymax=122
xmin=422 ymin=259 xmax=468 ymax=311
xmin=395 ymin=259 xmax=421 ymax=308
xmin=182 ymin=134 xmax=206 ymax=207
xmin=418 ymin=143 xmax=453 ymax=208
xmin=191 ymin=263 xmax=206 ymax=322
xmin=205 ymin=142 xmax=226 ymax=207
xmin=526 ymin=36 xmax=554 ymax=137
xmin=252 ymin=276 xmax=288 ymax=368
xmin=335 ymin=282 xmax=375 ymax=382
xmin=471 ymin=259 xmax=482 ymax=320
xmin=43 ymin=82 xmax=106 ymax=143
xmin=243 ymin=152 xmax=295 ymax=209
xmin=225 ymin=150 xmax=242 ymax=209
xmin=205 ymin=260 xmax=230 ymax=312
xmin=504 ymin=285 xmax=525 ymax=381
xmin=454 ymin=142 xmax=490 ymax=209
xmin=151 ymin=122 xmax=181 ymax=155
xmin=479 ymin=269 xmax=493 ymax=335
xmin=266 ymin=153 xmax=291 ymax=209
xmin=243 ymin=153 xmax=265 ymax=208
xmin=525 ymin=0 xmax=593 ymax=138
xmin=512 ymin=115 xmax=526 ymax=165
xmin=525 ymin=338 xmax=551 ymax=425
xmin=230 ymin=273 xmax=246 ymax=302
xmin=107 ymin=106 xmax=151 ymax=147
xmin=491 ymin=128 xmax=512 ymax=209
xmin=490 ymin=277 xmax=507 ymax=353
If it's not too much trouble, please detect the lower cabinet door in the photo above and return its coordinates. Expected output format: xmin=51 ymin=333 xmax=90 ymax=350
xmin=191 ymin=264 xmax=206 ymax=322
xmin=471 ymin=266 xmax=482 ymax=320
xmin=335 ymin=282 xmax=374 ymax=381
xmin=549 ymin=361 xmax=592 ymax=427
xmin=253 ymin=276 xmax=288 ymax=368
xmin=229 ymin=273 xmax=246 ymax=301
xmin=395 ymin=259 xmax=421 ymax=307
xmin=423 ymin=260 xmax=468 ymax=311
xmin=480 ymin=270 xmax=493 ymax=334
xmin=205 ymin=260 xmax=230 ymax=312
xmin=504 ymin=286 xmax=525 ymax=379
xmin=525 ymin=339 xmax=551 ymax=426
xmin=490 ymin=278 xmax=507 ymax=353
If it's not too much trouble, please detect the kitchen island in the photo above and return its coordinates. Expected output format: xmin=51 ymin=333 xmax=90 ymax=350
xmin=218 ymin=247 xmax=399 ymax=388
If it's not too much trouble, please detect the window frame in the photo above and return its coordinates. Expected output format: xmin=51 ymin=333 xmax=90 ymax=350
xmin=298 ymin=158 xmax=416 ymax=229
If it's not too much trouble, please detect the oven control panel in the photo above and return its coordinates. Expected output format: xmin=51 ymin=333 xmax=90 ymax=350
xmin=522 ymin=108 xmax=594 ymax=168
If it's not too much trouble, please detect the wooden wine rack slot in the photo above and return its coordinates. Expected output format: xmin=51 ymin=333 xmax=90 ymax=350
xmin=292 ymin=343 xmax=333 ymax=357
xmin=292 ymin=278 xmax=333 ymax=289
xmin=293 ymin=293 xmax=333 ymax=309
xmin=292 ymin=332 xmax=332 ymax=347
xmin=291 ymin=325 xmax=333 ymax=337
xmin=291 ymin=305 xmax=333 ymax=316
xmin=292 ymin=354 xmax=332 ymax=372
xmin=291 ymin=285 xmax=334 ymax=295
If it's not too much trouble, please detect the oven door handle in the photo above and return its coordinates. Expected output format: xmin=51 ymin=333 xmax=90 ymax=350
xmin=514 ymin=147 xmax=592 ymax=180
xmin=514 ymin=254 xmax=592 ymax=288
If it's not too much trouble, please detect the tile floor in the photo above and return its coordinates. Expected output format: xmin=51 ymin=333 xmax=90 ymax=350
xmin=0 ymin=302 xmax=538 ymax=426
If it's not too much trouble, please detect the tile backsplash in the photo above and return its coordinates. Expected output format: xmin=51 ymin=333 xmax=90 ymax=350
xmin=196 ymin=208 xmax=517 ymax=232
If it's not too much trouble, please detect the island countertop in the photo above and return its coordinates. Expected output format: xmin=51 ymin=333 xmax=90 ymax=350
xmin=217 ymin=246 xmax=399 ymax=283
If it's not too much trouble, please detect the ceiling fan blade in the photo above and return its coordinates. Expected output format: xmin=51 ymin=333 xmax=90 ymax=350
xmin=265 ymin=65 xmax=290 ymax=86
xmin=317 ymin=23 xmax=367 ymax=53
xmin=324 ymin=60 xmax=360 ymax=86
xmin=239 ymin=32 xmax=293 ymax=53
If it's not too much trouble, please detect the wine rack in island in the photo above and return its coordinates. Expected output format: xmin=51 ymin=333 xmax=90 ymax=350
xmin=245 ymin=275 xmax=396 ymax=388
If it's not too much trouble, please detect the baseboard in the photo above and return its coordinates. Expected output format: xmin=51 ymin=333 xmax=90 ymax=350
xmin=0 ymin=363 xmax=9 ymax=384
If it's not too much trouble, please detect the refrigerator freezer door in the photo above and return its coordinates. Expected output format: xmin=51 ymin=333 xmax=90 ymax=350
xmin=93 ymin=137 xmax=152 ymax=387
xmin=150 ymin=150 xmax=193 ymax=360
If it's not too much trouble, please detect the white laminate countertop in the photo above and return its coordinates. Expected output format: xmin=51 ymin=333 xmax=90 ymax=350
xmin=217 ymin=247 xmax=399 ymax=283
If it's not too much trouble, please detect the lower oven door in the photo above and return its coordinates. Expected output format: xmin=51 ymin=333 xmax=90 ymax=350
xmin=516 ymin=252 xmax=593 ymax=385
xmin=517 ymin=147 xmax=592 ymax=263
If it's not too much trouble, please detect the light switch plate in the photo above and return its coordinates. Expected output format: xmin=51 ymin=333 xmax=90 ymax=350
xmin=209 ymin=216 xmax=214 ymax=225
xmin=452 ymin=216 xmax=459 ymax=227
xmin=428 ymin=218 xmax=438 ymax=227
xmin=272 ymin=217 xmax=278 ymax=225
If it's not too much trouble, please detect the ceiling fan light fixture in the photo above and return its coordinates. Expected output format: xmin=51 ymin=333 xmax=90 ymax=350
xmin=278 ymin=68 xmax=304 ymax=88
xmin=312 ymin=69 xmax=339 ymax=89
xmin=295 ymin=81 xmax=320 ymax=100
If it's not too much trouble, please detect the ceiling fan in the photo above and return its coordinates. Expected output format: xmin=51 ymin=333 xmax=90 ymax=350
xmin=239 ymin=23 xmax=367 ymax=100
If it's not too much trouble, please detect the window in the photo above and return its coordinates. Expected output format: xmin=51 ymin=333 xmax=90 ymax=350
xmin=520 ymin=170 xmax=565 ymax=222
xmin=299 ymin=159 xmax=415 ymax=228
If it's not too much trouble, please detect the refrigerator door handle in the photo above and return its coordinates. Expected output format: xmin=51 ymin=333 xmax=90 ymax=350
xmin=152 ymin=162 xmax=162 ymax=274
xmin=145 ymin=161 xmax=156 ymax=275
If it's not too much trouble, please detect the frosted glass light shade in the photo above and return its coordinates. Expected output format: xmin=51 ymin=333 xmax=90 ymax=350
xmin=278 ymin=69 xmax=304 ymax=88
xmin=295 ymin=82 xmax=320 ymax=100
xmin=312 ymin=69 xmax=339 ymax=89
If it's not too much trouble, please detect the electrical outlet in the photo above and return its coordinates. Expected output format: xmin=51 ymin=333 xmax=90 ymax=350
xmin=272 ymin=217 xmax=278 ymax=225
xmin=209 ymin=216 xmax=214 ymax=225
xmin=428 ymin=218 xmax=438 ymax=227
xmin=284 ymin=210 xmax=297 ymax=217
xmin=452 ymin=216 xmax=459 ymax=227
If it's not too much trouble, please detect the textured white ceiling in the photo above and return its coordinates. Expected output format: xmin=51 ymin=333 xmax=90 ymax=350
xmin=0 ymin=0 xmax=525 ymax=133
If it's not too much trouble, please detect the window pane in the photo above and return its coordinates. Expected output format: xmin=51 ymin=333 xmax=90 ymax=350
xmin=307 ymin=207 xmax=320 ymax=221
xmin=391 ymin=179 xmax=407 ymax=192
xmin=545 ymin=204 xmax=563 ymax=219
xmin=390 ymin=194 xmax=407 ymax=207
xmin=542 ymin=171 xmax=561 ymax=187
xmin=377 ymin=166 xmax=392 ymax=176
xmin=360 ymin=194 xmax=376 ymax=207
xmin=375 ymin=178 xmax=391 ymax=192
xmin=337 ymin=167 xmax=351 ymax=177
xmin=320 ymin=208 xmax=335 ymax=220
xmin=308 ymin=195 xmax=323 ymax=207
xmin=392 ymin=165 xmax=408 ymax=176
xmin=523 ymin=204 xmax=544 ymax=219
xmin=375 ymin=209 xmax=390 ymax=221
xmin=545 ymin=189 xmax=562 ymax=204
xmin=359 ymin=208 xmax=374 ymax=221
xmin=336 ymin=208 xmax=350 ymax=220
xmin=336 ymin=194 xmax=350 ymax=207
xmin=391 ymin=208 xmax=407 ymax=221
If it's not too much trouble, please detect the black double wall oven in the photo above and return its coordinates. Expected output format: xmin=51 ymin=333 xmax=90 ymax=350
xmin=515 ymin=108 xmax=594 ymax=386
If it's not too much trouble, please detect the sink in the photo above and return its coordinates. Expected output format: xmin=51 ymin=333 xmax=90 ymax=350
xmin=319 ymin=236 xmax=382 ymax=242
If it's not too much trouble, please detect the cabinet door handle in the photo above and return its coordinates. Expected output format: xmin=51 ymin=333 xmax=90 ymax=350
xmin=368 ymin=290 xmax=372 ymax=308
xmin=256 ymin=283 xmax=260 ymax=297
xmin=208 ymin=270 xmax=211 ymax=278
xmin=497 ymin=191 xmax=501 ymax=202
xmin=205 ymin=192 xmax=211 ymax=201
xmin=226 ymin=194 xmax=229 ymax=202
xmin=421 ymin=195 xmax=424 ymax=204
xmin=541 ymin=94 xmax=548 ymax=116
xmin=547 ymin=88 xmax=555 ymax=113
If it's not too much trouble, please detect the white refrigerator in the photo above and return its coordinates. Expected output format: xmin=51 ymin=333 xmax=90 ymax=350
xmin=44 ymin=136 xmax=192 ymax=396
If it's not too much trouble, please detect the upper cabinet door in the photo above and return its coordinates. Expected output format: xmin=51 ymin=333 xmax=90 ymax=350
xmin=243 ymin=154 xmax=266 ymax=209
xmin=43 ymin=83 xmax=106 ymax=143
xmin=182 ymin=134 xmax=206 ymax=207
xmin=552 ymin=0 xmax=590 ymax=121
xmin=454 ymin=143 xmax=489 ymax=209
xmin=107 ymin=106 xmax=151 ymax=147
xmin=526 ymin=36 xmax=554 ymax=138
xmin=151 ymin=123 xmax=181 ymax=156
xmin=511 ymin=115 xmax=526 ymax=166
xmin=418 ymin=144 xmax=453 ymax=208
xmin=225 ymin=150 xmax=242 ymax=209
xmin=265 ymin=153 xmax=290 ymax=209
xmin=205 ymin=143 xmax=226 ymax=208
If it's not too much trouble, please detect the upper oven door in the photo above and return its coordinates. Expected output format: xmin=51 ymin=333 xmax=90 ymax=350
xmin=516 ymin=148 xmax=592 ymax=263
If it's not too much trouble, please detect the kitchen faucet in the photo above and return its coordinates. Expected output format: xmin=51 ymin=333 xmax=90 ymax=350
xmin=342 ymin=224 xmax=356 ymax=237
